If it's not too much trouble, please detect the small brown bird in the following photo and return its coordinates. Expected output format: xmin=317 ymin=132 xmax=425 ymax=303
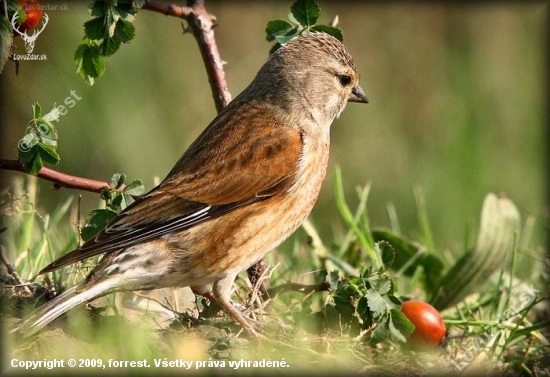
xmin=20 ymin=32 xmax=368 ymax=336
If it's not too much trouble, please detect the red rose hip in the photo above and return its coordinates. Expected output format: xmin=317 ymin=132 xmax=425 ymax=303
xmin=401 ymin=300 xmax=446 ymax=351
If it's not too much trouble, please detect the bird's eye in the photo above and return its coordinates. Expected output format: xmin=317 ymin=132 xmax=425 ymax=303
xmin=339 ymin=75 xmax=352 ymax=87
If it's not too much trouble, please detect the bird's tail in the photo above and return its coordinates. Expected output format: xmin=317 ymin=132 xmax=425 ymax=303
xmin=16 ymin=279 xmax=117 ymax=337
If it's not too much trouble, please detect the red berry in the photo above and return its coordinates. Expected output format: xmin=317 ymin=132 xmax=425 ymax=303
xmin=18 ymin=0 xmax=43 ymax=31
xmin=401 ymin=301 xmax=446 ymax=351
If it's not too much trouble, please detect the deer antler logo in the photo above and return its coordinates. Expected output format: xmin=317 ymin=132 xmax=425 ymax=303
xmin=11 ymin=12 xmax=49 ymax=54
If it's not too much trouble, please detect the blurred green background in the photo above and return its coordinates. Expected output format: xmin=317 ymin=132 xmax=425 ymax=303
xmin=1 ymin=1 xmax=546 ymax=256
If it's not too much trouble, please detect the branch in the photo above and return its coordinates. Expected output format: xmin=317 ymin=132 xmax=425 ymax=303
xmin=141 ymin=1 xmax=193 ymax=18
xmin=143 ymin=0 xmax=232 ymax=112
xmin=0 ymin=159 xmax=117 ymax=194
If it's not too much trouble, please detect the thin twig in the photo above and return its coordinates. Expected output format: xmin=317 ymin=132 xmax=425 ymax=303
xmin=0 ymin=158 xmax=118 ymax=193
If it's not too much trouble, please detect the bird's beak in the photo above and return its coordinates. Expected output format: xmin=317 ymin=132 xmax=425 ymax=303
xmin=348 ymin=84 xmax=368 ymax=103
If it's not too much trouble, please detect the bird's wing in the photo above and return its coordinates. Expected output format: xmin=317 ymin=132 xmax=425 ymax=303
xmin=39 ymin=111 xmax=303 ymax=274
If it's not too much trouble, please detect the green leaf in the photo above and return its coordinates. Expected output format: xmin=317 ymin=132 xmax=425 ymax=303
xmin=101 ymin=37 xmax=121 ymax=56
xmin=82 ymin=44 xmax=106 ymax=78
xmin=290 ymin=0 xmax=320 ymax=28
xmin=311 ymin=25 xmax=344 ymax=41
xmin=370 ymin=316 xmax=389 ymax=344
xmin=114 ymin=19 xmax=135 ymax=43
xmin=123 ymin=179 xmax=145 ymax=196
xmin=0 ymin=15 xmax=13 ymax=74
xmin=377 ymin=241 xmax=395 ymax=268
xmin=265 ymin=20 xmax=294 ymax=42
xmin=90 ymin=1 xmax=107 ymax=17
xmin=26 ymin=155 xmax=43 ymax=175
xmin=366 ymin=291 xmax=386 ymax=316
xmin=373 ymin=275 xmax=392 ymax=296
xmin=84 ymin=17 xmax=106 ymax=40
xmin=81 ymin=208 xmax=118 ymax=241
xmin=111 ymin=173 xmax=126 ymax=189
xmin=110 ymin=193 xmax=123 ymax=209
xmin=37 ymin=143 xmax=60 ymax=165
xmin=388 ymin=309 xmax=415 ymax=343
xmin=18 ymin=134 xmax=39 ymax=159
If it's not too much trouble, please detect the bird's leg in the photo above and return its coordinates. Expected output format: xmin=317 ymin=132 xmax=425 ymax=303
xmin=192 ymin=277 xmax=260 ymax=337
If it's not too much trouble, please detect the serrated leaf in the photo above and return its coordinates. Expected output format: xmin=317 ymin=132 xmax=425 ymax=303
xmin=311 ymin=25 xmax=344 ymax=41
xmin=101 ymin=37 xmax=121 ymax=56
xmin=75 ymin=43 xmax=87 ymax=67
xmin=90 ymin=1 xmax=106 ymax=17
xmin=374 ymin=276 xmax=392 ymax=296
xmin=76 ymin=43 xmax=97 ymax=85
xmin=84 ymin=17 xmax=106 ymax=40
xmin=290 ymin=0 xmax=320 ymax=27
xmin=377 ymin=241 xmax=395 ymax=268
xmin=35 ymin=119 xmax=57 ymax=137
xmin=265 ymin=20 xmax=294 ymax=42
xmin=123 ymin=179 xmax=145 ymax=197
xmin=81 ymin=45 xmax=105 ymax=78
xmin=114 ymin=19 xmax=135 ymax=43
xmin=81 ymin=208 xmax=118 ymax=241
xmin=366 ymin=291 xmax=386 ymax=316
xmin=389 ymin=308 xmax=415 ymax=342
xmin=37 ymin=143 xmax=60 ymax=165
xmin=0 ymin=15 xmax=13 ymax=74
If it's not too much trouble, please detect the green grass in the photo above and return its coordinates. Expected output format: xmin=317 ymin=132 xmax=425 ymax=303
xmin=1 ymin=172 xmax=547 ymax=376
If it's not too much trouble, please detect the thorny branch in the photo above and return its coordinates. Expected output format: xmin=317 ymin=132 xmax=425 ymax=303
xmin=0 ymin=159 xmax=119 ymax=193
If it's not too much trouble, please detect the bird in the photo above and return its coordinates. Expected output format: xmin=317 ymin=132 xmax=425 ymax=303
xmin=18 ymin=31 xmax=368 ymax=337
